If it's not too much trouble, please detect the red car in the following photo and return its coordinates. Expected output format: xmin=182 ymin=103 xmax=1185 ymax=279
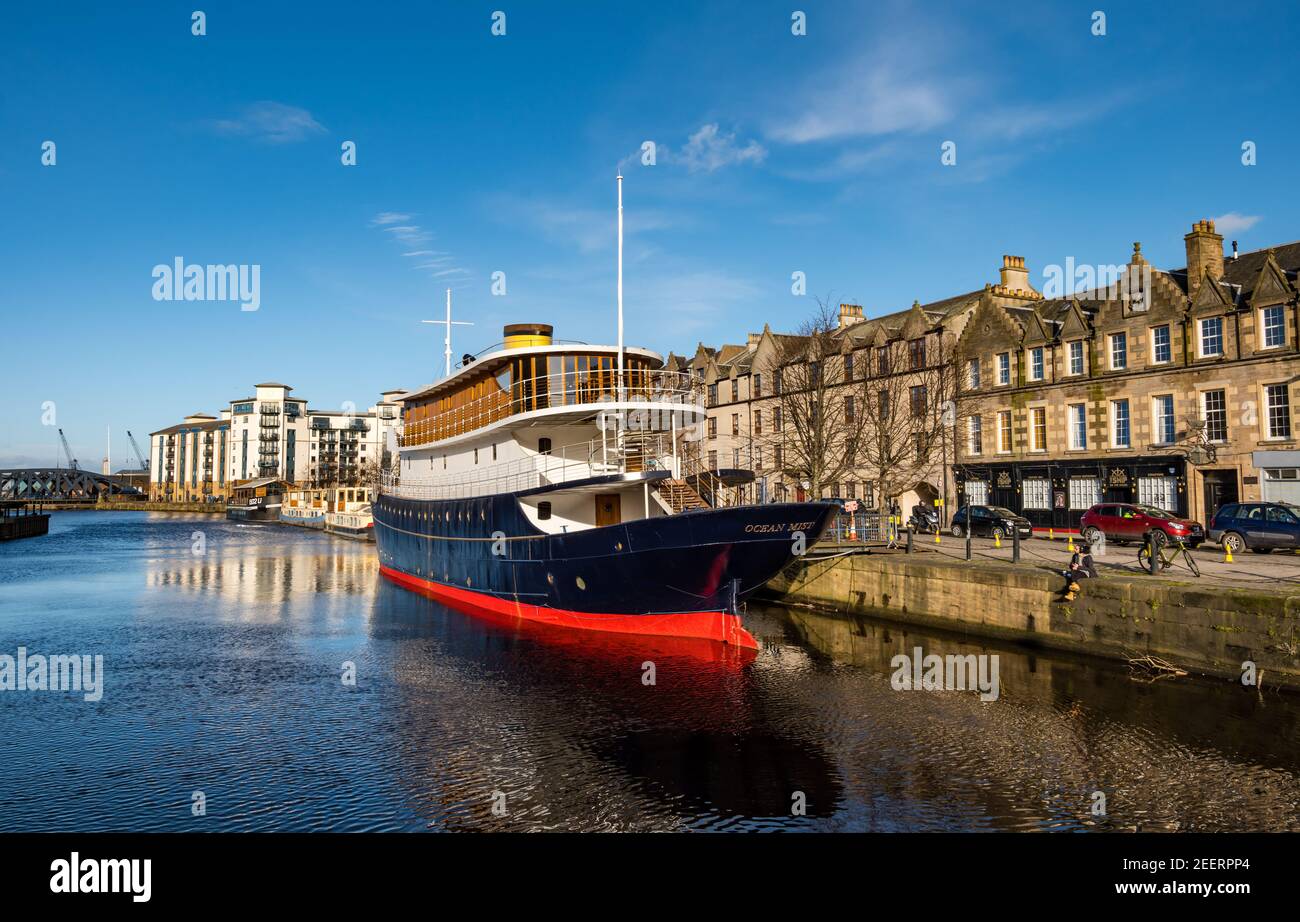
xmin=1078 ymin=503 xmax=1205 ymax=548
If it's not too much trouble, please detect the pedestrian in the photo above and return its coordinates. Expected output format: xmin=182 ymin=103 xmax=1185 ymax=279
xmin=1060 ymin=541 xmax=1098 ymax=600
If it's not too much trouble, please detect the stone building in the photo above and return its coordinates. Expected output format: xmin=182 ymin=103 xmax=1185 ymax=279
xmin=674 ymin=254 xmax=1045 ymax=512
xmin=954 ymin=219 xmax=1300 ymax=529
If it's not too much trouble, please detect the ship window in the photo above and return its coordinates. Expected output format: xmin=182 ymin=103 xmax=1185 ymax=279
xmin=538 ymin=501 xmax=552 ymax=520
xmin=539 ymin=438 xmax=552 ymax=455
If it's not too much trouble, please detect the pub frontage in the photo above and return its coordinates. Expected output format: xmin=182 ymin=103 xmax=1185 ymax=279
xmin=953 ymin=455 xmax=1192 ymax=532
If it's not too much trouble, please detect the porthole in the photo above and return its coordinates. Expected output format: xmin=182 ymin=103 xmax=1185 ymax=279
xmin=575 ymin=576 xmax=587 ymax=590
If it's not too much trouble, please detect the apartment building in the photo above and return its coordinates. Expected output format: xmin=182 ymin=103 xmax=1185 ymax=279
xmin=955 ymin=220 xmax=1300 ymax=529
xmin=150 ymin=385 xmax=406 ymax=499
xmin=148 ymin=411 xmax=231 ymax=502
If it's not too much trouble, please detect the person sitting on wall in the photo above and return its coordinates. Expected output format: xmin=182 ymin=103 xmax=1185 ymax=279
xmin=1061 ymin=542 xmax=1097 ymax=601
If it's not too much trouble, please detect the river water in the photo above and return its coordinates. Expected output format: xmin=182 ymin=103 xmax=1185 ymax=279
xmin=1 ymin=511 xmax=1297 ymax=832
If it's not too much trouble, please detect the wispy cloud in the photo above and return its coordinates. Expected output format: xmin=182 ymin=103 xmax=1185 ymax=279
xmin=370 ymin=213 xmax=467 ymax=278
xmin=1212 ymin=212 xmax=1261 ymax=235
xmin=675 ymin=124 xmax=766 ymax=172
xmin=209 ymin=101 xmax=326 ymax=144
xmin=499 ymin=198 xmax=676 ymax=253
xmin=765 ymin=56 xmax=953 ymax=144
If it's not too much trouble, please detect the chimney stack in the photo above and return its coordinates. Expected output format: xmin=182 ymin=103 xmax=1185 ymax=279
xmin=999 ymin=255 xmax=1030 ymax=293
xmin=838 ymin=303 xmax=864 ymax=329
xmin=1184 ymin=219 xmax=1224 ymax=298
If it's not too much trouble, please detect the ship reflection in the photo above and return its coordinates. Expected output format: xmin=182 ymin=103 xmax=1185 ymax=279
xmin=370 ymin=579 xmax=843 ymax=829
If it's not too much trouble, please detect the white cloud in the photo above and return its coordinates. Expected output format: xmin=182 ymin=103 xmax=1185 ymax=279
xmin=1211 ymin=212 xmax=1261 ymax=235
xmin=209 ymin=101 xmax=326 ymax=144
xmin=766 ymin=58 xmax=951 ymax=144
xmin=371 ymin=212 xmax=413 ymax=226
xmin=675 ymin=124 xmax=767 ymax=172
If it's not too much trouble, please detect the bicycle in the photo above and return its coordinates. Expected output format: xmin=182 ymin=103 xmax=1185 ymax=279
xmin=1136 ymin=536 xmax=1201 ymax=577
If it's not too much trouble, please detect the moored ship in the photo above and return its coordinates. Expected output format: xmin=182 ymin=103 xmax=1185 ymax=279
xmin=226 ymin=477 xmax=287 ymax=522
xmin=374 ymin=322 xmax=834 ymax=648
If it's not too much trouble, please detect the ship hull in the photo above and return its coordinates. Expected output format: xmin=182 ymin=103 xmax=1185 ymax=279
xmin=374 ymin=493 xmax=835 ymax=648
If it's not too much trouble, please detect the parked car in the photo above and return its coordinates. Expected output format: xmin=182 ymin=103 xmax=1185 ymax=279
xmin=950 ymin=505 xmax=1033 ymax=539
xmin=1208 ymin=502 xmax=1300 ymax=554
xmin=1078 ymin=503 xmax=1204 ymax=548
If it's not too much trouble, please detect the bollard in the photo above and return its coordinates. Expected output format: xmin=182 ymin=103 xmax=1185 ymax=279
xmin=906 ymin=527 xmax=913 ymax=554
xmin=1067 ymin=532 xmax=1076 ymax=552
xmin=994 ymin=530 xmax=1002 ymax=549
xmin=1049 ymin=527 xmax=1055 ymax=541
xmin=1012 ymin=527 xmax=1021 ymax=563
xmin=965 ymin=528 xmax=972 ymax=560
xmin=935 ymin=529 xmax=941 ymax=544
xmin=1224 ymin=542 xmax=1234 ymax=564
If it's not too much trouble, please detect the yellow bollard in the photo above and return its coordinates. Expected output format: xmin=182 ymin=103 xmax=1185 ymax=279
xmin=935 ymin=530 xmax=941 ymax=544
xmin=1049 ymin=528 xmax=1055 ymax=541
xmin=1224 ymin=543 xmax=1234 ymax=564
xmin=1067 ymin=533 xmax=1076 ymax=552
xmin=994 ymin=531 xmax=1002 ymax=549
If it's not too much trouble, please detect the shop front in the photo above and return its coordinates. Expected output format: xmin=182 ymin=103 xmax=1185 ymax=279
xmin=954 ymin=455 xmax=1191 ymax=532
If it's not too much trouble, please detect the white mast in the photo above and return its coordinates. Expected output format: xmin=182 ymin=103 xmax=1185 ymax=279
xmin=421 ymin=287 xmax=473 ymax=379
xmin=616 ymin=172 xmax=625 ymax=398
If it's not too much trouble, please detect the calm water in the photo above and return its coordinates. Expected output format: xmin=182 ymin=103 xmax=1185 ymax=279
xmin=1 ymin=511 xmax=1298 ymax=832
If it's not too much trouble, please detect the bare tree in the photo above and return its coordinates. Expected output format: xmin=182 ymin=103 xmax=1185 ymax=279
xmin=759 ymin=299 xmax=862 ymax=499
xmin=853 ymin=318 xmax=961 ymax=512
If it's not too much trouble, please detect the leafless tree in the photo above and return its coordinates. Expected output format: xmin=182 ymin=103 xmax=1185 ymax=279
xmin=758 ymin=299 xmax=861 ymax=499
xmin=853 ymin=319 xmax=961 ymax=512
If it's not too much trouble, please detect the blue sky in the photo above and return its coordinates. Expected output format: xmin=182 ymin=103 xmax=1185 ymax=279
xmin=2 ymin=0 xmax=1298 ymax=468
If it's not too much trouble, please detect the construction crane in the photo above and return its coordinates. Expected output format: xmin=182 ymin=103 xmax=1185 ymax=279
xmin=126 ymin=430 xmax=150 ymax=473
xmin=58 ymin=428 xmax=78 ymax=471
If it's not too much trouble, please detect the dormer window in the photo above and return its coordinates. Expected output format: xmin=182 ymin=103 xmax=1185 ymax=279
xmin=1028 ymin=347 xmax=1044 ymax=381
xmin=1068 ymin=340 xmax=1084 ymax=375
xmin=1262 ymin=305 xmax=1285 ymax=349
xmin=1199 ymin=317 xmax=1224 ymax=357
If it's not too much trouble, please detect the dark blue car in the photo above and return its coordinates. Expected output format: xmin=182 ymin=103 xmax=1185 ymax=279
xmin=1208 ymin=502 xmax=1300 ymax=553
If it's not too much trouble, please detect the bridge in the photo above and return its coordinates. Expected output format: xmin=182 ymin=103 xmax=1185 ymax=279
xmin=0 ymin=468 xmax=146 ymax=502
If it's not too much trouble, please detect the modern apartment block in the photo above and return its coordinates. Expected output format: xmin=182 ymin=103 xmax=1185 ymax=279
xmin=147 ymin=411 xmax=231 ymax=502
xmin=227 ymin=383 xmax=311 ymax=483
xmin=955 ymin=220 xmax=1300 ymax=529
xmin=149 ymin=384 xmax=405 ymax=501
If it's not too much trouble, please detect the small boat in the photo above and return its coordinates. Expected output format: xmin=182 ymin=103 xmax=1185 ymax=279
xmin=0 ymin=501 xmax=50 ymax=541
xmin=226 ymin=478 xmax=288 ymax=522
xmin=280 ymin=488 xmax=327 ymax=528
xmin=325 ymin=487 xmax=374 ymax=541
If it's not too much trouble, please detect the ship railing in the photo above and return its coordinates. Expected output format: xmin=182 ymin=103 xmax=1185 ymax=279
xmin=379 ymin=431 xmax=682 ymax=501
xmin=398 ymin=369 xmax=702 ymax=448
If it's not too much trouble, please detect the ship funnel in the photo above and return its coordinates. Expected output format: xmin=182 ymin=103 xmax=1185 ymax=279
xmin=503 ymin=323 xmax=553 ymax=349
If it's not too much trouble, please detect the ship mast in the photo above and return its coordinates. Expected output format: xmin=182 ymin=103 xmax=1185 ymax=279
xmin=616 ymin=172 xmax=625 ymax=399
xmin=421 ymin=288 xmax=473 ymax=379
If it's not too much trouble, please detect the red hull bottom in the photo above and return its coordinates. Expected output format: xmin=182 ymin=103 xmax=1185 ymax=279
xmin=380 ymin=565 xmax=760 ymax=650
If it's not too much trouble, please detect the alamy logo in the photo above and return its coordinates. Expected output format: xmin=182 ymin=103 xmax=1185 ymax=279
xmin=0 ymin=647 xmax=104 ymax=702
xmin=890 ymin=646 xmax=1000 ymax=701
xmin=151 ymin=257 xmax=261 ymax=311
xmin=50 ymin=853 xmax=151 ymax=902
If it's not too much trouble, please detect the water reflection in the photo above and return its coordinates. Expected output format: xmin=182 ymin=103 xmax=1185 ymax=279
xmin=0 ymin=512 xmax=1297 ymax=832
xmin=778 ymin=605 xmax=1300 ymax=831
